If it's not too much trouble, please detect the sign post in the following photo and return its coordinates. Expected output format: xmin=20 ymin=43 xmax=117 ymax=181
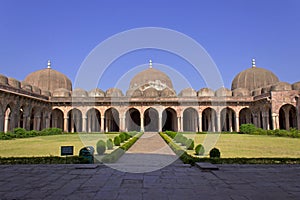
xmin=61 ymin=146 xmax=74 ymax=164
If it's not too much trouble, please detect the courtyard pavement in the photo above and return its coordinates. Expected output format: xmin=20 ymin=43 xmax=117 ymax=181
xmin=0 ymin=132 xmax=299 ymax=199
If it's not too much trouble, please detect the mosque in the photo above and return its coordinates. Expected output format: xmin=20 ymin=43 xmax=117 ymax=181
xmin=0 ymin=59 xmax=299 ymax=133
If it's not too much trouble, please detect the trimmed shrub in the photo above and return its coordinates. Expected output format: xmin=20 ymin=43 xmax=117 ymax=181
xmin=96 ymin=140 xmax=106 ymax=155
xmin=13 ymin=128 xmax=26 ymax=136
xmin=106 ymin=138 xmax=113 ymax=150
xmin=195 ymin=144 xmax=205 ymax=155
xmin=114 ymin=136 xmax=121 ymax=146
xmin=123 ymin=132 xmax=130 ymax=140
xmin=186 ymin=139 xmax=194 ymax=150
xmin=209 ymin=148 xmax=221 ymax=158
xmin=239 ymin=124 xmax=257 ymax=134
xmin=119 ymin=133 xmax=125 ymax=142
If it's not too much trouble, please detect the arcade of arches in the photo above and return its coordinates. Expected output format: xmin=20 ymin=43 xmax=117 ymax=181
xmin=0 ymin=60 xmax=299 ymax=133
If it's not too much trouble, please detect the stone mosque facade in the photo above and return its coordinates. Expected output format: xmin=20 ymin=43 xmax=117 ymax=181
xmin=0 ymin=59 xmax=299 ymax=133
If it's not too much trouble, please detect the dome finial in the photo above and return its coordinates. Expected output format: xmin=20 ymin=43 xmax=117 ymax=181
xmin=149 ymin=59 xmax=152 ymax=68
xmin=47 ymin=60 xmax=51 ymax=69
xmin=252 ymin=58 xmax=256 ymax=68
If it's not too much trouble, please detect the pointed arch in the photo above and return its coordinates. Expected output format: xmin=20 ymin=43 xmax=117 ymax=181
xmin=144 ymin=107 xmax=159 ymax=132
xmin=125 ymin=108 xmax=140 ymax=132
xmin=162 ymin=107 xmax=177 ymax=132
xmin=220 ymin=107 xmax=236 ymax=132
xmin=104 ymin=108 xmax=119 ymax=132
xmin=51 ymin=108 xmax=64 ymax=129
xmin=68 ymin=108 xmax=82 ymax=132
xmin=86 ymin=108 xmax=101 ymax=132
xmin=202 ymin=107 xmax=217 ymax=132
xmin=279 ymin=104 xmax=297 ymax=130
xmin=183 ymin=107 xmax=198 ymax=132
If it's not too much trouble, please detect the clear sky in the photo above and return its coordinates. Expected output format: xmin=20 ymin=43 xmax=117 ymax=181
xmin=0 ymin=0 xmax=299 ymax=93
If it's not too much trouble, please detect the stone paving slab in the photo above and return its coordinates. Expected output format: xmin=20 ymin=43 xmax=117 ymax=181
xmin=0 ymin=164 xmax=299 ymax=199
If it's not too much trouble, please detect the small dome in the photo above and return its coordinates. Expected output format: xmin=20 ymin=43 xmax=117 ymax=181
xmin=252 ymin=88 xmax=262 ymax=96
xmin=292 ymin=81 xmax=300 ymax=90
xmin=126 ymin=89 xmax=142 ymax=97
xmin=232 ymin=88 xmax=250 ymax=97
xmin=178 ymin=88 xmax=197 ymax=97
xmin=72 ymin=88 xmax=88 ymax=97
xmin=32 ymin=86 xmax=41 ymax=94
xmin=41 ymin=90 xmax=51 ymax=96
xmin=197 ymin=88 xmax=214 ymax=97
xmin=271 ymin=82 xmax=292 ymax=91
xmin=52 ymin=88 xmax=71 ymax=97
xmin=129 ymin=67 xmax=173 ymax=90
xmin=161 ymin=88 xmax=176 ymax=97
xmin=231 ymin=65 xmax=279 ymax=91
xmin=215 ymin=87 xmax=232 ymax=97
xmin=8 ymin=78 xmax=21 ymax=88
xmin=21 ymin=82 xmax=32 ymax=92
xmin=0 ymin=74 xmax=8 ymax=85
xmin=89 ymin=88 xmax=105 ymax=97
xmin=261 ymin=86 xmax=272 ymax=94
xmin=143 ymin=88 xmax=159 ymax=97
xmin=106 ymin=88 xmax=123 ymax=97
xmin=24 ymin=67 xmax=72 ymax=93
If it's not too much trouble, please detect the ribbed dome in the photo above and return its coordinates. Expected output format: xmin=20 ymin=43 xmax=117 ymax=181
xmin=129 ymin=68 xmax=173 ymax=91
xmin=231 ymin=66 xmax=279 ymax=91
xmin=24 ymin=67 xmax=72 ymax=92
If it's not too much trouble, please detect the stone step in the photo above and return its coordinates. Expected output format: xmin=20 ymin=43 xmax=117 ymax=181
xmin=195 ymin=162 xmax=219 ymax=170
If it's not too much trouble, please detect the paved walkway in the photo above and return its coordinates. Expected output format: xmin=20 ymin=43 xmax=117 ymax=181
xmin=107 ymin=132 xmax=178 ymax=173
xmin=0 ymin=133 xmax=299 ymax=199
xmin=0 ymin=164 xmax=299 ymax=199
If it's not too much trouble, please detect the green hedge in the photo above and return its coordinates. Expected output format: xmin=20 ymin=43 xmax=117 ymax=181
xmin=0 ymin=128 xmax=68 ymax=140
xmin=0 ymin=156 xmax=89 ymax=164
xmin=102 ymin=132 xmax=143 ymax=163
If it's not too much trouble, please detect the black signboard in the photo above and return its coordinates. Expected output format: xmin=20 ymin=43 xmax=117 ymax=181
xmin=61 ymin=146 xmax=74 ymax=156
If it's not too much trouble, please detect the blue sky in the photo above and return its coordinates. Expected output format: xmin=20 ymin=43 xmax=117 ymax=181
xmin=0 ymin=0 xmax=299 ymax=92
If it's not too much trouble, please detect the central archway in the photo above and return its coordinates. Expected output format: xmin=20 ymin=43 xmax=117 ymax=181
xmin=104 ymin=108 xmax=119 ymax=132
xmin=162 ymin=108 xmax=177 ymax=131
xmin=144 ymin=108 xmax=158 ymax=132
xmin=183 ymin=108 xmax=198 ymax=132
xmin=126 ymin=108 xmax=141 ymax=132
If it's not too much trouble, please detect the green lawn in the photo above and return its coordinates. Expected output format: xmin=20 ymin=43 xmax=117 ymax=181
xmin=0 ymin=134 xmax=118 ymax=157
xmin=0 ymin=133 xmax=299 ymax=158
xmin=184 ymin=134 xmax=300 ymax=158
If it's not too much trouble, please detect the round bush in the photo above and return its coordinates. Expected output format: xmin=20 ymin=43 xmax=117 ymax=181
xmin=96 ymin=140 xmax=106 ymax=155
xmin=239 ymin=124 xmax=257 ymax=134
xmin=114 ymin=136 xmax=121 ymax=146
xmin=209 ymin=148 xmax=221 ymax=158
xmin=186 ymin=139 xmax=194 ymax=150
xmin=119 ymin=133 xmax=125 ymax=142
xmin=195 ymin=144 xmax=205 ymax=155
xmin=106 ymin=138 xmax=113 ymax=150
xmin=124 ymin=132 xmax=130 ymax=140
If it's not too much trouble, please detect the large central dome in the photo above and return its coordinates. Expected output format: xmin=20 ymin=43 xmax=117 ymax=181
xmin=24 ymin=61 xmax=72 ymax=92
xmin=231 ymin=60 xmax=279 ymax=91
xmin=129 ymin=67 xmax=174 ymax=91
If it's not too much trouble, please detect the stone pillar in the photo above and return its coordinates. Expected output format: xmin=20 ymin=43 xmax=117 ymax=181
xmin=177 ymin=117 xmax=181 ymax=132
xmin=0 ymin=115 xmax=4 ymax=132
xmin=180 ymin=117 xmax=183 ymax=132
xmin=45 ymin=114 xmax=50 ymax=129
xmin=120 ymin=117 xmax=125 ymax=132
xmin=140 ymin=113 xmax=144 ymax=132
xmin=198 ymin=113 xmax=202 ymax=132
xmin=229 ymin=112 xmax=233 ymax=132
xmin=101 ymin=116 xmax=105 ymax=132
xmin=216 ymin=113 xmax=220 ymax=132
xmin=4 ymin=115 xmax=9 ymax=133
xmin=64 ymin=117 xmax=68 ymax=132
xmin=235 ymin=116 xmax=240 ymax=132
xmin=82 ymin=117 xmax=87 ymax=132
xmin=158 ymin=112 xmax=162 ymax=132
